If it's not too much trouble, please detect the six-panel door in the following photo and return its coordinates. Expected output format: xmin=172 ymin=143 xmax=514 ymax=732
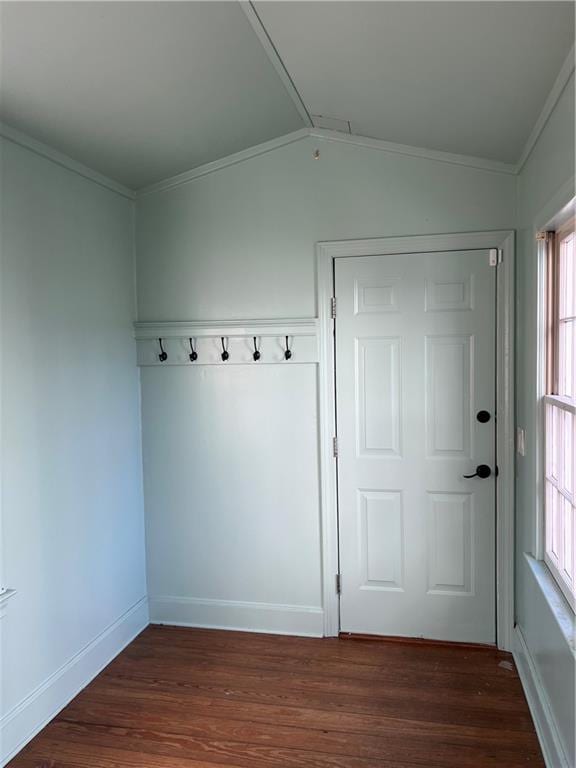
xmin=335 ymin=250 xmax=496 ymax=643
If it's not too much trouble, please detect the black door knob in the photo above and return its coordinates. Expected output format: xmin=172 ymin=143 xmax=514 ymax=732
xmin=477 ymin=410 xmax=491 ymax=423
xmin=463 ymin=464 xmax=492 ymax=479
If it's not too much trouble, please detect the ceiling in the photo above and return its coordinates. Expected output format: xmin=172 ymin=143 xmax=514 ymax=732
xmin=0 ymin=2 xmax=303 ymax=189
xmin=257 ymin=1 xmax=574 ymax=164
xmin=0 ymin=2 xmax=573 ymax=190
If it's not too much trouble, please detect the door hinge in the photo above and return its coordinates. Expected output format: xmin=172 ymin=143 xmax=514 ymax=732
xmin=331 ymin=297 xmax=337 ymax=319
xmin=489 ymin=248 xmax=503 ymax=266
xmin=336 ymin=573 xmax=342 ymax=594
xmin=536 ymin=230 xmax=554 ymax=243
xmin=332 ymin=436 xmax=338 ymax=458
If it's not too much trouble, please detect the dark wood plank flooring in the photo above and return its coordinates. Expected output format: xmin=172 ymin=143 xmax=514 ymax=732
xmin=9 ymin=626 xmax=544 ymax=767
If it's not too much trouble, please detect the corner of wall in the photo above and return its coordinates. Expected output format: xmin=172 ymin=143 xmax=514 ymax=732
xmin=0 ymin=597 xmax=149 ymax=766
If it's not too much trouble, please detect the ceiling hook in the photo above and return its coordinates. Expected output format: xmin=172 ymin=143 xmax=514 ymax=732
xmin=253 ymin=336 xmax=261 ymax=361
xmin=158 ymin=338 xmax=168 ymax=362
xmin=284 ymin=336 xmax=292 ymax=361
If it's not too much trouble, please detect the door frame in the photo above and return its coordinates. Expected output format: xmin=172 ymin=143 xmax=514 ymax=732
xmin=316 ymin=231 xmax=515 ymax=651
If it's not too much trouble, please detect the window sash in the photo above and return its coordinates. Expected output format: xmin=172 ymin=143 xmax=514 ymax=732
xmin=544 ymin=220 xmax=575 ymax=611
xmin=545 ymin=231 xmax=558 ymax=394
xmin=544 ymin=399 xmax=575 ymax=609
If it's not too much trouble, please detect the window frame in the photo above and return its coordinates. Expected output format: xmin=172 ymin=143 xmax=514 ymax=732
xmin=543 ymin=217 xmax=575 ymax=611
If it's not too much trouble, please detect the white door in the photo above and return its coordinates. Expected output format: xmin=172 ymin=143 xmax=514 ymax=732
xmin=335 ymin=250 xmax=496 ymax=643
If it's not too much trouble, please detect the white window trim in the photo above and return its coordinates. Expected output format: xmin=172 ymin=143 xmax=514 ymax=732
xmin=534 ymin=188 xmax=576 ymax=616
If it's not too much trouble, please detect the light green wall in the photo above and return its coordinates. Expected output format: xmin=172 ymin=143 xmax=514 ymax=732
xmin=0 ymin=138 xmax=147 ymax=756
xmin=136 ymin=136 xmax=516 ymax=321
xmin=515 ymin=72 xmax=575 ymax=766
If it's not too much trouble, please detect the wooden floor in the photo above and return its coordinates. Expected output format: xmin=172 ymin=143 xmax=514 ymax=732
xmin=10 ymin=626 xmax=544 ymax=767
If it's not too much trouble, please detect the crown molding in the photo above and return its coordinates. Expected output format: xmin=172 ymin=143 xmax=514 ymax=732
xmin=309 ymin=127 xmax=517 ymax=175
xmin=238 ymin=1 xmax=312 ymax=128
xmin=136 ymin=125 xmax=518 ymax=197
xmin=4 ymin=45 xmax=572 ymax=198
xmin=516 ymin=44 xmax=575 ymax=174
xmin=137 ymin=128 xmax=310 ymax=196
xmin=0 ymin=122 xmax=135 ymax=200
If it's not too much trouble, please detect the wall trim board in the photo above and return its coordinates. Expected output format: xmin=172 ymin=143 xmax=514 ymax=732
xmin=137 ymin=128 xmax=310 ymax=196
xmin=134 ymin=318 xmax=319 ymax=366
xmin=0 ymin=597 xmax=149 ymax=766
xmin=0 ymin=122 xmax=136 ymax=200
xmin=149 ymin=596 xmax=324 ymax=637
xmin=134 ymin=318 xmax=318 ymax=340
xmin=513 ymin=625 xmax=572 ymax=768
xmin=516 ymin=45 xmax=575 ymax=174
xmin=316 ymin=231 xmax=516 ymax=646
xmin=238 ymin=1 xmax=312 ymax=128
xmin=308 ymin=128 xmax=517 ymax=176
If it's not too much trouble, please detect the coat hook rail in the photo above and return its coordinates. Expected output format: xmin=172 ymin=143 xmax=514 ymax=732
xmin=134 ymin=319 xmax=319 ymax=366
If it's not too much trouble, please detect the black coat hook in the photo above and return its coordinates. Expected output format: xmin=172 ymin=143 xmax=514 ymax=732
xmin=188 ymin=338 xmax=198 ymax=362
xmin=220 ymin=337 xmax=229 ymax=361
xmin=253 ymin=337 xmax=261 ymax=361
xmin=284 ymin=336 xmax=292 ymax=360
xmin=158 ymin=338 xmax=168 ymax=362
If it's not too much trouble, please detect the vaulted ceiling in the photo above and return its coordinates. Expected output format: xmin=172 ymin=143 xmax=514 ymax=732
xmin=1 ymin=1 xmax=573 ymax=190
xmin=256 ymin=1 xmax=575 ymax=165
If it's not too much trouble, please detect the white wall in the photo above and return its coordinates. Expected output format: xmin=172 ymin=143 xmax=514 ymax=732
xmin=142 ymin=363 xmax=324 ymax=634
xmin=515 ymin=73 xmax=575 ymax=768
xmin=0 ymin=138 xmax=148 ymax=763
xmin=136 ymin=135 xmax=516 ymax=634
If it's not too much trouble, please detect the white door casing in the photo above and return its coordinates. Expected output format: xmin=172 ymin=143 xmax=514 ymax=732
xmin=316 ymin=232 xmax=515 ymax=650
xmin=336 ymin=250 xmax=495 ymax=643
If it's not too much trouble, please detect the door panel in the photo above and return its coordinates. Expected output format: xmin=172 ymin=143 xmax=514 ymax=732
xmin=335 ymin=250 xmax=496 ymax=643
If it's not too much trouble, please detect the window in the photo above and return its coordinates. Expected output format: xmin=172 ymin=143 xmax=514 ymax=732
xmin=544 ymin=218 xmax=575 ymax=609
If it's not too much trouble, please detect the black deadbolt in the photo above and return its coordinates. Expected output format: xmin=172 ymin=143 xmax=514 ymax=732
xmin=477 ymin=410 xmax=491 ymax=423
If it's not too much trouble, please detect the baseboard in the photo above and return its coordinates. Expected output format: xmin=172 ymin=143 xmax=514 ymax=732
xmin=1 ymin=596 xmax=149 ymax=766
xmin=512 ymin=625 xmax=571 ymax=768
xmin=149 ymin=595 xmax=324 ymax=637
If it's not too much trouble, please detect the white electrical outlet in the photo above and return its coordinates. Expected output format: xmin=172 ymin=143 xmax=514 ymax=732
xmin=516 ymin=427 xmax=526 ymax=456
